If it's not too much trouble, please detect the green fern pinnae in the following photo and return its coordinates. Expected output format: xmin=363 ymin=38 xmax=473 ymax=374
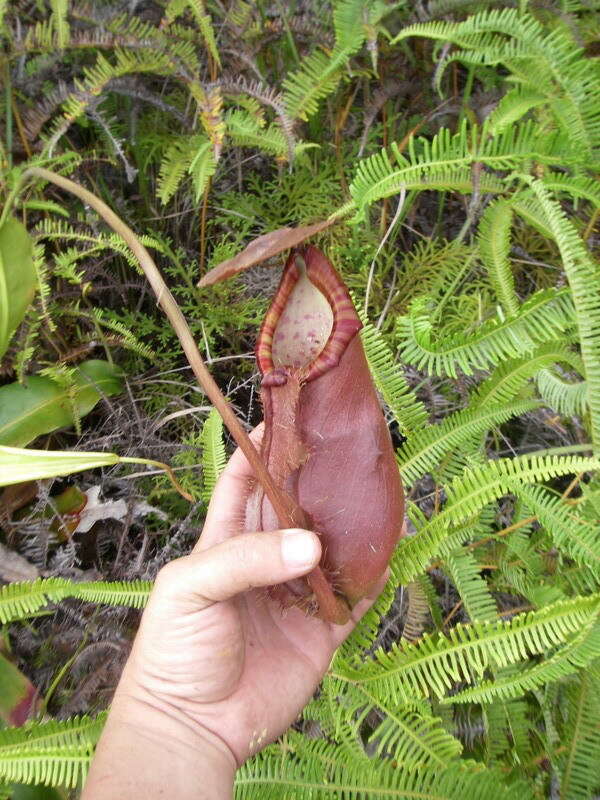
xmin=445 ymin=454 xmax=600 ymax=526
xmin=188 ymin=139 xmax=217 ymax=202
xmin=73 ymin=580 xmax=151 ymax=609
xmin=527 ymin=180 xmax=600 ymax=449
xmin=397 ymin=399 xmax=540 ymax=486
xmin=539 ymin=368 xmax=588 ymax=416
xmin=282 ymin=0 xmax=367 ymax=121
xmin=0 ymin=578 xmax=71 ymax=624
xmin=333 ymin=676 xmax=464 ymax=769
xmin=402 ymin=577 xmax=437 ymax=642
xmin=444 ymin=549 xmax=497 ymax=622
xmin=484 ymin=87 xmax=547 ymax=136
xmin=0 ymin=713 xmax=106 ymax=754
xmin=88 ymin=309 xmax=155 ymax=359
xmin=225 ymin=110 xmax=287 ymax=159
xmin=235 ymin=733 xmax=532 ymax=799
xmin=186 ymin=0 xmax=221 ymax=67
xmin=31 ymin=240 xmax=54 ymax=331
xmin=200 ymin=407 xmax=227 ymax=503
xmin=338 ymin=594 xmax=600 ymax=704
xmin=0 ymin=578 xmax=151 ymax=623
xmin=358 ymin=310 xmax=428 ymax=436
xmin=541 ymin=172 xmax=600 ymax=208
xmin=558 ymin=665 xmax=600 ymax=800
xmin=283 ymin=50 xmax=348 ymax=122
xmin=446 ymin=620 xmax=600 ymax=705
xmin=0 ymin=714 xmax=105 ymax=789
xmin=49 ymin=0 xmax=69 ymax=49
xmin=518 ymin=486 xmax=600 ymax=577
xmin=397 ymin=287 xmax=575 ymax=378
xmin=391 ymin=9 xmax=600 ymax=158
xmin=473 ymin=343 xmax=582 ymax=408
xmin=157 ymin=136 xmax=198 ymax=205
xmin=394 ymin=454 xmax=600 ymax=584
xmin=477 ymin=199 xmax=518 ymax=316
xmin=347 ymin=119 xmax=570 ymax=223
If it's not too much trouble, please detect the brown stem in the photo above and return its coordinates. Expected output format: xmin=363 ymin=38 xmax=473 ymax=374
xmin=23 ymin=167 xmax=301 ymax=529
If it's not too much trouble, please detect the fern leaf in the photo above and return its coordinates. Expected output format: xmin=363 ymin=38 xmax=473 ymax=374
xmin=397 ymin=287 xmax=575 ymax=378
xmin=473 ymin=343 xmax=582 ymax=408
xmin=72 ymin=580 xmax=152 ymax=609
xmin=559 ymin=665 xmax=600 ymax=800
xmin=0 ymin=578 xmax=70 ymax=624
xmin=200 ymin=408 xmax=227 ymax=503
xmin=50 ymin=0 xmax=69 ymax=49
xmin=477 ymin=199 xmax=518 ymax=316
xmin=518 ymin=486 xmax=600 ymax=577
xmin=527 ymin=180 xmax=600 ymax=449
xmin=236 ymin=733 xmax=531 ymax=799
xmin=397 ymin=399 xmax=540 ymax=486
xmin=338 ymin=594 xmax=600 ymax=704
xmin=394 ymin=454 xmax=600 ymax=583
xmin=358 ymin=310 xmax=428 ymax=436
xmin=447 ymin=620 xmax=600 ymax=705
xmin=444 ymin=548 xmax=497 ymax=622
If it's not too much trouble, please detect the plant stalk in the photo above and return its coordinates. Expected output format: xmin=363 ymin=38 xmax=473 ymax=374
xmin=23 ymin=167 xmax=301 ymax=529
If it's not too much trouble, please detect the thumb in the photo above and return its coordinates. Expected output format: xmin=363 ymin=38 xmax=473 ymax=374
xmin=152 ymin=529 xmax=321 ymax=610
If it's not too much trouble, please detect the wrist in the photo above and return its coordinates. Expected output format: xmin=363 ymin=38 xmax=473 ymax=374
xmin=84 ymin=683 xmax=236 ymax=800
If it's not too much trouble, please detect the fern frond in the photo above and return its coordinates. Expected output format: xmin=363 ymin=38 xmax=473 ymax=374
xmin=444 ymin=548 xmax=497 ymax=622
xmin=200 ymin=408 xmax=227 ymax=503
xmin=338 ymin=594 xmax=600 ymax=704
xmin=0 ymin=578 xmax=151 ymax=623
xmin=347 ymin=120 xmax=570 ymax=223
xmin=358 ymin=310 xmax=428 ymax=436
xmin=0 ymin=578 xmax=70 ymax=623
xmin=73 ymin=580 xmax=151 ymax=609
xmin=334 ymin=676 xmax=464 ymax=770
xmin=186 ymin=0 xmax=221 ymax=67
xmin=394 ymin=454 xmax=600 ymax=583
xmin=447 ymin=620 xmax=600 ymax=705
xmin=0 ymin=711 xmax=104 ymax=790
xmin=282 ymin=0 xmax=368 ymax=121
xmin=477 ymin=199 xmax=517 ymax=315
xmin=473 ymin=343 xmax=582 ymax=408
xmin=397 ymin=399 xmax=540 ymax=486
xmin=519 ymin=486 xmax=600 ymax=576
xmin=558 ymin=665 xmax=600 ymax=800
xmin=485 ymin=86 xmax=547 ymax=136
xmin=50 ymin=0 xmax=69 ymax=49
xmin=235 ymin=733 xmax=531 ymax=799
xmin=397 ymin=288 xmax=575 ymax=378
xmin=527 ymin=180 xmax=600 ymax=449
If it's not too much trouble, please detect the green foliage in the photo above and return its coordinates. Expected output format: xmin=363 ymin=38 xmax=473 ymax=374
xmin=0 ymin=361 xmax=124 ymax=448
xmin=3 ymin=2 xmax=600 ymax=798
xmin=0 ymin=715 xmax=105 ymax=789
xmin=199 ymin=408 xmax=227 ymax=504
xmin=0 ymin=219 xmax=36 ymax=360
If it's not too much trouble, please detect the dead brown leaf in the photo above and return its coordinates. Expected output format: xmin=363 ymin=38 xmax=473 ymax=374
xmin=197 ymin=218 xmax=337 ymax=288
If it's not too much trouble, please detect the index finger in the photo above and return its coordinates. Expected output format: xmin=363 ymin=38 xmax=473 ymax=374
xmin=194 ymin=422 xmax=265 ymax=551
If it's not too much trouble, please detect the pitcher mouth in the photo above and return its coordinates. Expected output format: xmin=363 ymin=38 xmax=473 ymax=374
xmin=257 ymin=245 xmax=363 ymax=387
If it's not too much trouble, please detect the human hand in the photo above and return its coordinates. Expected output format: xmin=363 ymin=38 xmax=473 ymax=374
xmin=83 ymin=424 xmax=386 ymax=799
xmin=122 ymin=424 xmax=383 ymax=759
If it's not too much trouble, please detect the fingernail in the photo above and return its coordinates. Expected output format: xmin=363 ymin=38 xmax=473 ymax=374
xmin=281 ymin=529 xmax=320 ymax=568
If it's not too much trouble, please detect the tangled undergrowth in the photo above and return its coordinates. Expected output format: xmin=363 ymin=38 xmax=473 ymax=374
xmin=1 ymin=0 xmax=600 ymax=797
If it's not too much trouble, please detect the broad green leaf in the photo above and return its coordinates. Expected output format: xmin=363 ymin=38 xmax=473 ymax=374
xmin=0 ymin=360 xmax=124 ymax=447
xmin=0 ymin=219 xmax=36 ymax=359
xmin=0 ymin=653 xmax=37 ymax=727
xmin=0 ymin=447 xmax=119 ymax=486
xmin=0 ymin=447 xmax=187 ymax=500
